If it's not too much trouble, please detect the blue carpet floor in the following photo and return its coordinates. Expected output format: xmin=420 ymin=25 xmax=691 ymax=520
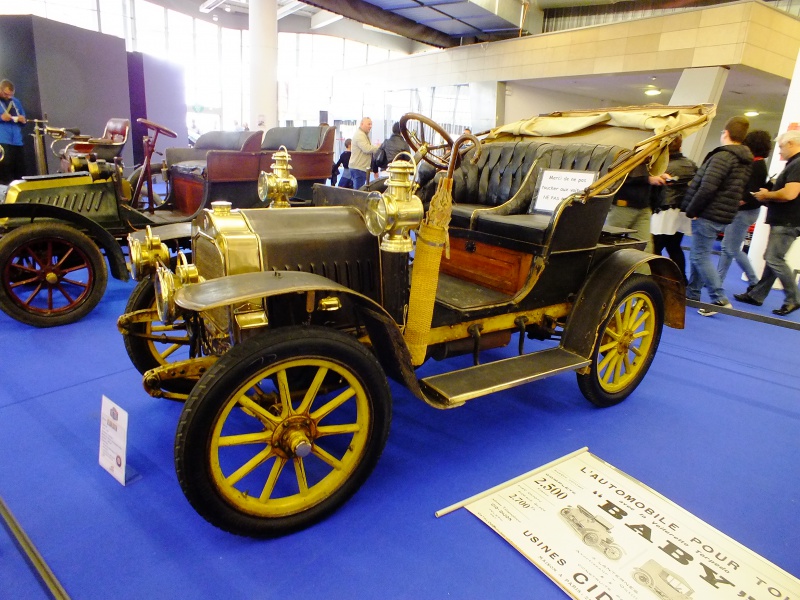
xmin=1 ymin=256 xmax=798 ymax=599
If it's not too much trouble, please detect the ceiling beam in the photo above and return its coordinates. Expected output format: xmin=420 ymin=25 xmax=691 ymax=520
xmin=311 ymin=9 xmax=344 ymax=29
xmin=298 ymin=0 xmax=458 ymax=47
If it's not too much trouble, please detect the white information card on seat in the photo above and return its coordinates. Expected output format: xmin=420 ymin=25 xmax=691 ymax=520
xmin=99 ymin=395 xmax=129 ymax=486
xmin=536 ymin=169 xmax=597 ymax=213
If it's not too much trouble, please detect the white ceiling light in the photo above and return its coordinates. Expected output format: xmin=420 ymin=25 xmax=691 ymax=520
xmin=644 ymin=88 xmax=662 ymax=96
xmin=744 ymin=110 xmax=760 ymax=117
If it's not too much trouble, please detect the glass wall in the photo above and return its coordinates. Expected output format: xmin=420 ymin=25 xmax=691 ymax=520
xmin=0 ymin=0 xmax=411 ymax=136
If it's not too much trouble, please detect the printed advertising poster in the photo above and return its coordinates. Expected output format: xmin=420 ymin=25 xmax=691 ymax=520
xmin=449 ymin=449 xmax=799 ymax=600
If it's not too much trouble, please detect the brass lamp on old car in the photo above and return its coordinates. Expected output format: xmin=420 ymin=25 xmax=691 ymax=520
xmin=117 ymin=105 xmax=715 ymax=538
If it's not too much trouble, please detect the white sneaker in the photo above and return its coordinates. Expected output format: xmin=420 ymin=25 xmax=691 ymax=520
xmin=698 ymin=300 xmax=732 ymax=317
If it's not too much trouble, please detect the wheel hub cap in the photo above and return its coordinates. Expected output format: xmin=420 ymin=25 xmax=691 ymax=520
xmin=272 ymin=416 xmax=314 ymax=459
xmin=618 ymin=330 xmax=633 ymax=353
xmin=45 ymin=271 xmax=60 ymax=285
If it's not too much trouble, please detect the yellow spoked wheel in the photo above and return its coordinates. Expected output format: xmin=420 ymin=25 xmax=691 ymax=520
xmin=577 ymin=274 xmax=664 ymax=407
xmin=122 ymin=277 xmax=192 ymax=395
xmin=175 ymin=326 xmax=391 ymax=537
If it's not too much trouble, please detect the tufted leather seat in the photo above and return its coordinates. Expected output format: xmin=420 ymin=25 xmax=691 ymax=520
xmin=418 ymin=140 xmax=548 ymax=228
xmin=468 ymin=143 xmax=627 ymax=244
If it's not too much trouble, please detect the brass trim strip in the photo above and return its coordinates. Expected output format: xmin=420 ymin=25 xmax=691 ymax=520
xmin=427 ymin=302 xmax=570 ymax=345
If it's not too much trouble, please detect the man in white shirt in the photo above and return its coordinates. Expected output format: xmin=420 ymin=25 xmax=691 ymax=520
xmin=350 ymin=117 xmax=380 ymax=189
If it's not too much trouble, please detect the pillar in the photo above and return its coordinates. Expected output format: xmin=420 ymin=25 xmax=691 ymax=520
xmin=668 ymin=67 xmax=728 ymax=162
xmin=250 ymin=0 xmax=278 ymax=131
xmin=470 ymin=81 xmax=506 ymax=133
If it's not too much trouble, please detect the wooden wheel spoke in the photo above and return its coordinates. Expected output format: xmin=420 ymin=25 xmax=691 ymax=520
xmin=622 ymin=298 xmax=635 ymax=329
xmin=20 ymin=283 xmax=44 ymax=306
xmin=60 ymin=263 xmax=89 ymax=276
xmin=236 ymin=395 xmax=282 ymax=426
xmin=275 ymin=369 xmax=292 ymax=418
xmin=225 ymin=446 xmax=273 ymax=486
xmin=312 ymin=445 xmax=343 ymax=470
xmin=613 ymin=352 xmax=624 ymax=381
xmin=9 ymin=262 xmax=40 ymax=276
xmin=53 ymin=246 xmax=75 ymax=269
xmin=9 ymin=274 xmax=40 ymax=287
xmin=259 ymin=457 xmax=286 ymax=501
xmin=58 ymin=276 xmax=89 ymax=288
xmin=293 ymin=457 xmax=309 ymax=494
xmin=296 ymin=366 xmax=328 ymax=415
xmin=623 ymin=353 xmax=633 ymax=373
xmin=54 ymin=283 xmax=76 ymax=303
xmin=602 ymin=353 xmax=620 ymax=383
xmin=598 ymin=349 xmax=616 ymax=372
xmin=25 ymin=247 xmax=48 ymax=268
xmin=218 ymin=430 xmax=272 ymax=447
xmin=310 ymin=386 xmax=356 ymax=421
xmin=613 ymin=306 xmax=623 ymax=332
xmin=599 ymin=340 xmax=618 ymax=353
xmin=316 ymin=423 xmax=360 ymax=438
xmin=630 ymin=307 xmax=650 ymax=332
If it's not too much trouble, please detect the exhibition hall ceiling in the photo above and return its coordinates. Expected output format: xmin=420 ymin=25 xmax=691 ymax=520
xmin=198 ymin=0 xmax=532 ymax=46
xmin=190 ymin=0 xmax=791 ymax=123
xmin=518 ymin=68 xmax=791 ymax=124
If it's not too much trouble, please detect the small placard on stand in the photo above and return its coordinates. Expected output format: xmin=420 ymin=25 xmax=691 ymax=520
xmin=98 ymin=395 xmax=139 ymax=486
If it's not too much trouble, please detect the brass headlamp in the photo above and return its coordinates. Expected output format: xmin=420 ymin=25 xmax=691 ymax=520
xmin=155 ymin=251 xmax=200 ymax=323
xmin=128 ymin=225 xmax=170 ymax=280
xmin=258 ymin=145 xmax=298 ymax=208
xmin=365 ymin=152 xmax=424 ymax=253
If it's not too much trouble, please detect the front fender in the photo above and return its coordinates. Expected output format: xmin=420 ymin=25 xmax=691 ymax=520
xmin=174 ymin=270 xmax=430 ymax=400
xmin=0 ymin=203 xmax=129 ymax=281
xmin=174 ymin=270 xmax=391 ymax=314
xmin=561 ymin=249 xmax=684 ymax=358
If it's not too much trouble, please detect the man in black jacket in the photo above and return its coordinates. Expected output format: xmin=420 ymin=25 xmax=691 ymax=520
xmin=682 ymin=116 xmax=753 ymax=316
xmin=734 ymin=129 xmax=800 ymax=316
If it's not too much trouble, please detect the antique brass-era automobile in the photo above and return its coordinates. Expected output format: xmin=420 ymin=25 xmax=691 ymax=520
xmin=560 ymin=505 xmax=623 ymax=560
xmin=121 ymin=105 xmax=714 ymax=537
xmin=0 ymin=118 xmax=290 ymax=327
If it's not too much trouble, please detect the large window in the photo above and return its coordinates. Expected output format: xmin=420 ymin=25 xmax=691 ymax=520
xmin=134 ymin=0 xmax=166 ymax=56
xmin=1 ymin=0 xmax=408 ymax=133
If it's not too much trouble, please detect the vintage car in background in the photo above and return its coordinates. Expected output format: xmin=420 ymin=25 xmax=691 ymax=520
xmin=0 ymin=118 xmax=299 ymax=328
xmin=560 ymin=505 xmax=623 ymax=560
xmin=120 ymin=104 xmax=714 ymax=537
xmin=634 ymin=559 xmax=694 ymax=599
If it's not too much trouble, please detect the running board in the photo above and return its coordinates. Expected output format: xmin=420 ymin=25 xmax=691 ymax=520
xmin=419 ymin=347 xmax=591 ymax=407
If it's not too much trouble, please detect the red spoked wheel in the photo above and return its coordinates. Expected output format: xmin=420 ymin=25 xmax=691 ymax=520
xmin=0 ymin=222 xmax=107 ymax=327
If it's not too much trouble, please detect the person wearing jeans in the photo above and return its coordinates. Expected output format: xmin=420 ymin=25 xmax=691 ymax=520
xmin=718 ymin=130 xmax=773 ymax=289
xmin=681 ymin=116 xmax=754 ymax=316
xmin=686 ymin=218 xmax=729 ymax=303
xmin=735 ymin=129 xmax=800 ymax=316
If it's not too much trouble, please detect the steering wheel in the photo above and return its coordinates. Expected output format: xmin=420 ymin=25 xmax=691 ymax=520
xmin=137 ymin=118 xmax=178 ymax=139
xmin=399 ymin=113 xmax=454 ymax=171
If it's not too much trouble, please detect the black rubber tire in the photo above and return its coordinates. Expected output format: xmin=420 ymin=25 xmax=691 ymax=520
xmin=175 ymin=326 xmax=392 ymax=537
xmin=577 ymin=274 xmax=664 ymax=408
xmin=122 ymin=277 xmax=194 ymax=395
xmin=0 ymin=222 xmax=108 ymax=327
